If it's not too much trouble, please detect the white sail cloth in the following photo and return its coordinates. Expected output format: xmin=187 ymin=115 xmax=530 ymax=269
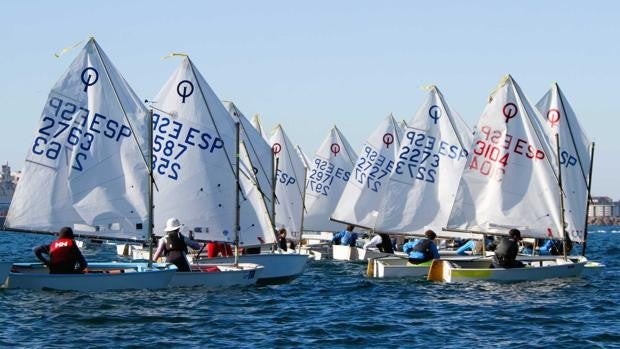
xmin=447 ymin=75 xmax=564 ymax=239
xmin=151 ymin=57 xmax=237 ymax=242
xmin=303 ymin=126 xmax=357 ymax=232
xmin=269 ymin=125 xmax=306 ymax=240
xmin=6 ymin=38 xmax=150 ymax=240
xmin=374 ymin=87 xmax=472 ymax=235
xmin=535 ymin=84 xmax=591 ymax=242
xmin=331 ymin=114 xmax=403 ymax=229
xmin=238 ymin=142 xmax=276 ymax=245
xmin=223 ymin=101 xmax=274 ymax=219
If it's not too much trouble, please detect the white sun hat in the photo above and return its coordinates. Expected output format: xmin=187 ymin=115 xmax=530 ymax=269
xmin=164 ymin=217 xmax=182 ymax=232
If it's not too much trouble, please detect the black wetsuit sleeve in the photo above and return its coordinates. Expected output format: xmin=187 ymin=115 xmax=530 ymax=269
xmin=74 ymin=245 xmax=88 ymax=271
xmin=33 ymin=244 xmax=50 ymax=265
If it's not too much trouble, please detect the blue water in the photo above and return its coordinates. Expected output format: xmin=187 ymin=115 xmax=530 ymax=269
xmin=0 ymin=228 xmax=618 ymax=349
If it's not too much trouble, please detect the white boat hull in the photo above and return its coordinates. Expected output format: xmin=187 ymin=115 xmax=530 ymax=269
xmin=196 ymin=253 xmax=309 ymax=284
xmin=428 ymin=256 xmax=587 ymax=283
xmin=6 ymin=262 xmax=177 ymax=291
xmin=332 ymin=245 xmax=400 ymax=262
xmin=368 ymin=255 xmax=497 ymax=279
xmin=168 ymin=263 xmax=263 ymax=288
xmin=368 ymin=257 xmax=433 ymax=278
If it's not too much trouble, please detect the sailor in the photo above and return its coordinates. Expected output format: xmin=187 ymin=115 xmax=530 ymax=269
xmin=402 ymin=230 xmax=440 ymax=264
xmin=277 ymin=228 xmax=288 ymax=251
xmin=539 ymin=238 xmax=572 ymax=256
xmin=456 ymin=236 xmax=494 ymax=255
xmin=492 ymin=229 xmax=525 ymax=268
xmin=331 ymin=225 xmax=359 ymax=247
xmin=363 ymin=233 xmax=394 ymax=253
xmin=33 ymin=226 xmax=88 ymax=274
xmin=153 ymin=217 xmax=201 ymax=272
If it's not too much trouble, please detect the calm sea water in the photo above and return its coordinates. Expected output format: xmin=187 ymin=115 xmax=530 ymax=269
xmin=0 ymin=227 xmax=618 ymax=349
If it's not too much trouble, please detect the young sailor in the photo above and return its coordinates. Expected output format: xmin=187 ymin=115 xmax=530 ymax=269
xmin=33 ymin=227 xmax=88 ymax=274
xmin=153 ymin=218 xmax=201 ymax=272
xmin=403 ymin=230 xmax=440 ymax=264
xmin=492 ymin=229 xmax=525 ymax=268
xmin=331 ymin=225 xmax=359 ymax=247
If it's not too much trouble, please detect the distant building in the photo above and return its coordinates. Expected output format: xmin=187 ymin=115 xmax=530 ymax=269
xmin=589 ymin=196 xmax=619 ymax=217
xmin=0 ymin=163 xmax=19 ymax=225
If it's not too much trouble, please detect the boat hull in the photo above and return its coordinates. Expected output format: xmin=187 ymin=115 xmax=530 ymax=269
xmin=429 ymin=256 xmax=587 ymax=283
xmin=6 ymin=262 xmax=177 ymax=291
xmin=168 ymin=263 xmax=263 ymax=288
xmin=368 ymin=255 xmax=480 ymax=278
xmin=196 ymin=253 xmax=309 ymax=284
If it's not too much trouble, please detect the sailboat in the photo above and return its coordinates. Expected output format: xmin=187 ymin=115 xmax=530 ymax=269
xmin=429 ymin=75 xmax=588 ymax=283
xmin=3 ymin=38 xmax=177 ymax=291
xmin=303 ymin=126 xmax=357 ymax=236
xmin=366 ymin=87 xmax=475 ymax=277
xmin=330 ymin=114 xmax=404 ymax=261
xmin=131 ymin=55 xmax=264 ymax=287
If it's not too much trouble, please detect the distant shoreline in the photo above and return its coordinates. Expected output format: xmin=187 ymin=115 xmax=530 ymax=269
xmin=588 ymin=217 xmax=620 ymax=226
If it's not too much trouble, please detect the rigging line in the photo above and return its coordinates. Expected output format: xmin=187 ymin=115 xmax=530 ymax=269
xmin=240 ymin=140 xmax=275 ymax=232
xmin=240 ymin=140 xmax=274 ymax=219
xmin=435 ymin=86 xmax=470 ymax=151
xmin=187 ymin=58 xmax=236 ymax=178
xmin=224 ymin=102 xmax=273 ymax=189
xmin=277 ymin=126 xmax=306 ymax=201
xmin=510 ymin=76 xmax=562 ymax=187
xmin=237 ymin=121 xmax=273 ymax=203
xmin=389 ymin=113 xmax=402 ymax=147
xmin=555 ymin=83 xmax=590 ymax=187
xmin=91 ymin=39 xmax=154 ymax=184
xmin=334 ymin=125 xmax=357 ymax=166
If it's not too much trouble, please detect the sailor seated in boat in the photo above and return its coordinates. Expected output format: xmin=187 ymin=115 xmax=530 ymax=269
xmin=33 ymin=227 xmax=88 ymax=274
xmin=153 ymin=218 xmax=201 ymax=272
xmin=363 ymin=233 xmax=394 ymax=253
xmin=331 ymin=225 xmax=359 ymax=247
xmin=402 ymin=230 xmax=440 ymax=264
xmin=539 ymin=238 xmax=573 ymax=256
xmin=491 ymin=229 xmax=525 ymax=269
xmin=455 ymin=236 xmax=495 ymax=255
xmin=277 ymin=228 xmax=289 ymax=251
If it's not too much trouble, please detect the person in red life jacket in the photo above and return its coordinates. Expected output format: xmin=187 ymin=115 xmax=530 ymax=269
xmin=153 ymin=217 xmax=201 ymax=272
xmin=33 ymin=227 xmax=88 ymax=274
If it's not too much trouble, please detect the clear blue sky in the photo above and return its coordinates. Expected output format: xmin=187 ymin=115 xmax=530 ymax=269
xmin=1 ymin=1 xmax=618 ymax=197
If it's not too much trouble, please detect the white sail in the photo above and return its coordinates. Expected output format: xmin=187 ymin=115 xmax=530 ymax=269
xmin=374 ymin=87 xmax=472 ymax=235
xmin=5 ymin=38 xmax=150 ymax=240
xmin=447 ymin=75 xmax=564 ymax=239
xmin=535 ymin=83 xmax=592 ymax=242
xmin=303 ymin=126 xmax=357 ymax=232
xmin=269 ymin=125 xmax=306 ymax=240
xmin=223 ymin=101 xmax=274 ymax=219
xmin=238 ymin=142 xmax=276 ymax=245
xmin=250 ymin=114 xmax=269 ymax=141
xmin=151 ymin=56 xmax=237 ymax=242
xmin=331 ymin=114 xmax=403 ymax=229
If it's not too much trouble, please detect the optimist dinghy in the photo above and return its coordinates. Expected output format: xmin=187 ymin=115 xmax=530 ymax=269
xmin=2 ymin=38 xmax=177 ymax=291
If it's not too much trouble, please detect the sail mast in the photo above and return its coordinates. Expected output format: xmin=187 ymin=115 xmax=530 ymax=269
xmin=556 ymin=133 xmax=568 ymax=259
xmin=148 ymin=109 xmax=155 ymax=267
xmin=581 ymin=142 xmax=595 ymax=256
xmin=234 ymin=122 xmax=241 ymax=267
